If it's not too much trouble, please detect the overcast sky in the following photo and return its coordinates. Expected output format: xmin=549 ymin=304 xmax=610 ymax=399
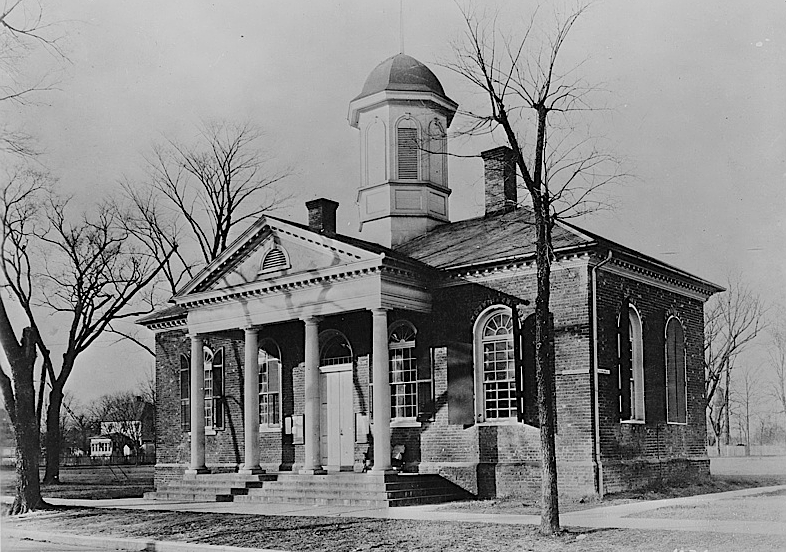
xmin=5 ymin=0 xmax=785 ymax=405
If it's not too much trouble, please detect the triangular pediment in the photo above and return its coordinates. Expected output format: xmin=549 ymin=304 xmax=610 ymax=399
xmin=176 ymin=217 xmax=381 ymax=298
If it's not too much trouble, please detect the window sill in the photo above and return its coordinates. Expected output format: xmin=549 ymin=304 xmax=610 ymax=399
xmin=186 ymin=428 xmax=220 ymax=436
xmin=620 ymin=419 xmax=645 ymax=425
xmin=666 ymin=421 xmax=688 ymax=426
xmin=259 ymin=425 xmax=282 ymax=433
xmin=390 ymin=419 xmax=421 ymax=428
xmin=474 ymin=419 xmax=521 ymax=426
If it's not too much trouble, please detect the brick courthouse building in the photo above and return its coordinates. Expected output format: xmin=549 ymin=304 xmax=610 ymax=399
xmin=140 ymin=54 xmax=722 ymax=503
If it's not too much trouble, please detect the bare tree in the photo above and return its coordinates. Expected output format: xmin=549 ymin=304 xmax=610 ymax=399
xmin=768 ymin=325 xmax=786 ymax=444
xmin=443 ymin=2 xmax=623 ymax=534
xmin=0 ymin=179 xmax=175 ymax=484
xmin=704 ymin=276 xmax=765 ymax=452
xmin=730 ymin=366 xmax=762 ymax=455
xmin=0 ymin=169 xmax=50 ymax=513
xmin=1 ymin=0 xmax=65 ymax=157
xmin=120 ymin=120 xmax=291 ymax=305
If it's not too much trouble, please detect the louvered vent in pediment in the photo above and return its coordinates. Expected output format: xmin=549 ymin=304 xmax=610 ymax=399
xmin=260 ymin=247 xmax=288 ymax=272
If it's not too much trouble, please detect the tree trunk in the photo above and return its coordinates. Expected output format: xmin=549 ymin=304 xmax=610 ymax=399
xmin=723 ymin=366 xmax=730 ymax=448
xmin=0 ymin=311 xmax=48 ymax=513
xmin=9 ymin=385 xmax=45 ymax=515
xmin=43 ymin=383 xmax=64 ymax=484
xmin=534 ymin=208 xmax=559 ymax=535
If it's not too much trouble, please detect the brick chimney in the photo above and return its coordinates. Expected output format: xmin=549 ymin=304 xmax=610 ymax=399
xmin=481 ymin=146 xmax=517 ymax=216
xmin=306 ymin=198 xmax=339 ymax=235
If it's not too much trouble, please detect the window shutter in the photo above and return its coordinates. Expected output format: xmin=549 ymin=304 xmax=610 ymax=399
xmin=397 ymin=127 xmax=418 ymax=180
xmin=549 ymin=312 xmax=557 ymax=430
xmin=512 ymin=307 xmax=525 ymax=423
xmin=416 ymin=343 xmax=434 ymax=421
xmin=644 ymin=310 xmax=667 ymax=423
xmin=618 ymin=299 xmax=632 ymax=420
xmin=180 ymin=354 xmax=190 ymax=432
xmin=675 ymin=323 xmax=686 ymax=423
xmin=523 ymin=315 xmax=539 ymax=426
xmin=447 ymin=341 xmax=475 ymax=426
xmin=665 ymin=319 xmax=687 ymax=424
xmin=212 ymin=348 xmax=224 ymax=429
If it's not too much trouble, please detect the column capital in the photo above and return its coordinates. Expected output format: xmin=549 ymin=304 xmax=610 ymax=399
xmin=243 ymin=326 xmax=258 ymax=335
xmin=188 ymin=333 xmax=204 ymax=342
xmin=370 ymin=308 xmax=389 ymax=317
xmin=301 ymin=315 xmax=322 ymax=326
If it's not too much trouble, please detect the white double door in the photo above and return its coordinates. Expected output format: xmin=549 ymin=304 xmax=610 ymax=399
xmin=319 ymin=364 xmax=354 ymax=470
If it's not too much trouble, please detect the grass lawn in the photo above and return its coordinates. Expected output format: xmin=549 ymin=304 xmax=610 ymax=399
xmin=4 ymin=507 xmax=786 ymax=551
xmin=436 ymin=474 xmax=786 ymax=515
xmin=632 ymin=487 xmax=786 ymax=523
xmin=0 ymin=465 xmax=153 ymax=500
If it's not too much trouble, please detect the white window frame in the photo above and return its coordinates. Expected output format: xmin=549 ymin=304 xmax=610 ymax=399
xmin=388 ymin=320 xmax=419 ymax=422
xmin=474 ymin=305 xmax=517 ymax=423
xmin=258 ymin=339 xmax=282 ymax=431
xmin=203 ymin=346 xmax=224 ymax=432
xmin=619 ymin=305 xmax=645 ymax=423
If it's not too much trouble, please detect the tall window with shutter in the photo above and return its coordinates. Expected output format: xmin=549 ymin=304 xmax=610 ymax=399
xmin=388 ymin=320 xmax=432 ymax=420
xmin=203 ymin=347 xmax=225 ymax=430
xmin=618 ymin=301 xmax=645 ymax=421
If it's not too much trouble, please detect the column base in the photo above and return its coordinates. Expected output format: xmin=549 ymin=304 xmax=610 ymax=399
xmin=238 ymin=466 xmax=266 ymax=475
xmin=369 ymin=467 xmax=397 ymax=475
xmin=299 ymin=468 xmax=328 ymax=475
xmin=184 ymin=467 xmax=210 ymax=476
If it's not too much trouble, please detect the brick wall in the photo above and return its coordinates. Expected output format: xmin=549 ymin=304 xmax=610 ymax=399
xmin=594 ymin=261 xmax=710 ymax=493
xmin=153 ymin=252 xmax=708 ymax=498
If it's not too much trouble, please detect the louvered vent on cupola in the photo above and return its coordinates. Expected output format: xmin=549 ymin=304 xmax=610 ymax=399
xmin=260 ymin=247 xmax=288 ymax=273
xmin=397 ymin=127 xmax=418 ymax=180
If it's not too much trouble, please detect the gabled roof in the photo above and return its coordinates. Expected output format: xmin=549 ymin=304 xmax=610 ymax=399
xmin=137 ymin=215 xmax=435 ymax=327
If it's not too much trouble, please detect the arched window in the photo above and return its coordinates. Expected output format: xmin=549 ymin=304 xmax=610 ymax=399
xmin=475 ymin=306 xmax=516 ymax=421
xmin=618 ymin=302 xmax=645 ymax=421
xmin=180 ymin=354 xmax=190 ymax=432
xmin=260 ymin=247 xmax=288 ymax=273
xmin=665 ymin=317 xmax=687 ymax=424
xmin=203 ymin=346 xmax=225 ymax=430
xmin=320 ymin=331 xmax=353 ymax=366
xmin=396 ymin=119 xmax=419 ymax=180
xmin=259 ymin=339 xmax=282 ymax=428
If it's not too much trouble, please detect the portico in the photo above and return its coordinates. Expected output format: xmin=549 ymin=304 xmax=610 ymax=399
xmin=174 ymin=207 xmax=432 ymax=476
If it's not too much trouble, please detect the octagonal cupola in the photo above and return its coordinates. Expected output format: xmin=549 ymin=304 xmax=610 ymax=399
xmin=348 ymin=54 xmax=458 ymax=248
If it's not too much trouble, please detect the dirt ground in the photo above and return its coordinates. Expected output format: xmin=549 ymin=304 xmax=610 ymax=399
xmin=3 ymin=507 xmax=786 ymax=552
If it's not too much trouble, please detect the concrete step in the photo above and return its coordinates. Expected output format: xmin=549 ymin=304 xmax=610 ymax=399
xmin=144 ymin=491 xmax=235 ymax=502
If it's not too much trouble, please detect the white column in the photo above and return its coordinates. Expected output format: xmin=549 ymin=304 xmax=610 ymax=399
xmin=240 ymin=327 xmax=263 ymax=474
xmin=301 ymin=316 xmax=324 ymax=473
xmin=371 ymin=308 xmax=393 ymax=472
xmin=187 ymin=334 xmax=208 ymax=474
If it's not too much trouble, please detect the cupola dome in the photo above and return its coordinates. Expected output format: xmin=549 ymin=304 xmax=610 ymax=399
xmin=353 ymin=53 xmax=452 ymax=103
